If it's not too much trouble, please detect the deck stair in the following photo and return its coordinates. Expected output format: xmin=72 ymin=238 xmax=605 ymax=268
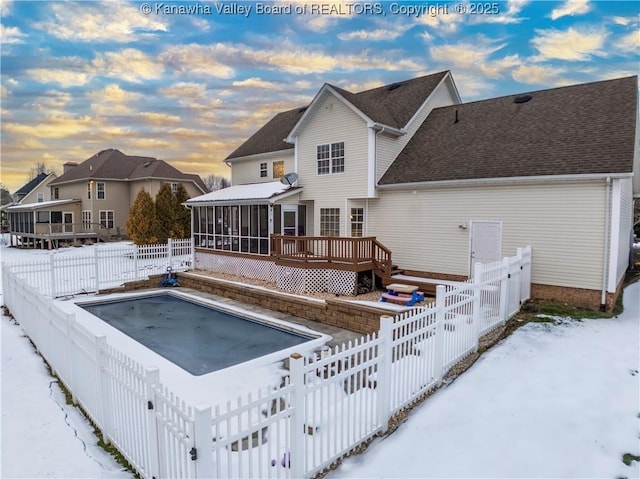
xmin=385 ymin=274 xmax=464 ymax=297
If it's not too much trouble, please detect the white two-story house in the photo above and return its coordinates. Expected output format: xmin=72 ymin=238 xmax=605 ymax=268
xmin=187 ymin=71 xmax=638 ymax=310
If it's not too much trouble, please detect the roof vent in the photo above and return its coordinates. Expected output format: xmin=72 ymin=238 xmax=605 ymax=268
xmin=514 ymin=94 xmax=533 ymax=104
xmin=387 ymin=83 xmax=401 ymax=91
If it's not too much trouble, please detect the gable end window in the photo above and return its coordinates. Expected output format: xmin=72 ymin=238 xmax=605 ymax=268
xmin=317 ymin=142 xmax=344 ymax=175
xmin=260 ymin=163 xmax=267 ymax=178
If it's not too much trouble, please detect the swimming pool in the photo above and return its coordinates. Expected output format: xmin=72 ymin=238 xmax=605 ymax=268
xmin=78 ymin=291 xmax=327 ymax=376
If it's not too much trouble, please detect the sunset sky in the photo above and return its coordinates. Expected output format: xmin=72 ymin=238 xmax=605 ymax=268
xmin=1 ymin=0 xmax=638 ymax=193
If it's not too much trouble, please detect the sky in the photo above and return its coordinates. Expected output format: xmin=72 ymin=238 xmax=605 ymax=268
xmin=1 ymin=0 xmax=638 ymax=193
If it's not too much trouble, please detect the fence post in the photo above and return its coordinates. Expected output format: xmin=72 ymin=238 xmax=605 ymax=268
xmin=434 ymin=285 xmax=446 ymax=385
xmin=289 ymin=353 xmax=306 ymax=479
xmin=193 ymin=405 xmax=214 ymax=479
xmin=498 ymin=258 xmax=510 ymax=324
xmin=472 ymin=263 xmax=483 ymax=352
xmin=377 ymin=315 xmax=394 ymax=432
xmin=145 ymin=367 xmax=161 ymax=479
xmin=65 ymin=312 xmax=77 ymax=404
xmin=95 ymin=335 xmax=113 ymax=443
xmin=49 ymin=253 xmax=56 ymax=298
xmin=190 ymin=237 xmax=195 ymax=269
xmin=167 ymin=238 xmax=173 ymax=269
xmin=134 ymin=245 xmax=139 ymax=282
xmin=94 ymin=247 xmax=100 ymax=293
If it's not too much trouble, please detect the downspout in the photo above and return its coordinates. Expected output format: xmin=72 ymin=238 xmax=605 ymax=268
xmin=600 ymin=176 xmax=611 ymax=311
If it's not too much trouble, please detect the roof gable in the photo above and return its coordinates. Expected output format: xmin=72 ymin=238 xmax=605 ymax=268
xmin=14 ymin=172 xmax=50 ymax=197
xmin=380 ymin=76 xmax=638 ymax=185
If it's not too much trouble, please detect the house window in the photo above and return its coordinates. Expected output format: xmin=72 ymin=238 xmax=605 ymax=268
xmin=82 ymin=210 xmax=91 ymax=230
xmin=96 ymin=182 xmax=105 ymax=200
xmin=99 ymin=210 xmax=114 ymax=228
xmin=350 ymin=208 xmax=364 ymax=237
xmin=37 ymin=193 xmax=44 ymax=203
xmin=171 ymin=182 xmax=178 ymax=194
xmin=272 ymin=161 xmax=284 ymax=179
xmin=53 ymin=187 xmax=59 ymax=200
xmin=87 ymin=182 xmax=92 ymax=199
xmin=320 ymin=208 xmax=340 ymax=236
xmin=317 ymin=142 xmax=344 ymax=175
xmin=36 ymin=211 xmax=50 ymax=223
xmin=260 ymin=163 xmax=267 ymax=178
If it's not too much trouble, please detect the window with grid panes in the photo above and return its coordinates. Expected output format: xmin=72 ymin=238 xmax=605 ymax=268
xmin=350 ymin=208 xmax=363 ymax=237
xmin=316 ymin=142 xmax=344 ymax=175
xmin=320 ymin=208 xmax=340 ymax=236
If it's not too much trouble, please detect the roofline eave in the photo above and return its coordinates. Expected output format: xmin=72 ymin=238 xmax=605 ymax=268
xmin=225 ymin=148 xmax=295 ymax=164
xmin=377 ymin=172 xmax=634 ymax=190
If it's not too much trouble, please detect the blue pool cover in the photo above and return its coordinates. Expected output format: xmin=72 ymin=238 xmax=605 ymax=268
xmin=80 ymin=294 xmax=313 ymax=375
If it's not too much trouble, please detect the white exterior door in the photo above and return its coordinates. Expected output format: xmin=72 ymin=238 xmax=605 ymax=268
xmin=470 ymin=220 xmax=502 ymax=275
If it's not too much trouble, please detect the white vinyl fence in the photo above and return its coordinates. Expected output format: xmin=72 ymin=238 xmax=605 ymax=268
xmin=4 ymin=238 xmax=193 ymax=298
xmin=2 ymin=246 xmax=531 ymax=479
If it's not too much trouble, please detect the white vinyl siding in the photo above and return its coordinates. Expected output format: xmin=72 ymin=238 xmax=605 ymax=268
xmin=230 ymin=152 xmax=294 ymax=185
xmin=298 ymin=92 xmax=369 ymax=203
xmin=368 ymin=181 xmax=607 ymax=290
xmin=376 ymin=79 xmax=459 ymax=181
xmin=609 ymin=177 xmax=633 ymax=291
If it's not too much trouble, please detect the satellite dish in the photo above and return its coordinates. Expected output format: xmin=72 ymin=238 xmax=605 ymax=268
xmin=280 ymin=172 xmax=298 ymax=186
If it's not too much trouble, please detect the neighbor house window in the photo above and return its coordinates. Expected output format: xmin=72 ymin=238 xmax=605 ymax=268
xmin=350 ymin=208 xmax=364 ymax=237
xmin=37 ymin=193 xmax=44 ymax=203
xmin=320 ymin=208 xmax=340 ymax=236
xmin=317 ymin=142 xmax=344 ymax=175
xmin=171 ymin=182 xmax=178 ymax=194
xmin=36 ymin=211 xmax=50 ymax=223
xmin=99 ymin=210 xmax=114 ymax=228
xmin=87 ymin=182 xmax=92 ymax=199
xmin=96 ymin=182 xmax=105 ymax=200
xmin=82 ymin=210 xmax=91 ymax=230
xmin=53 ymin=187 xmax=59 ymax=199
xmin=260 ymin=163 xmax=267 ymax=178
xmin=272 ymin=161 xmax=284 ymax=179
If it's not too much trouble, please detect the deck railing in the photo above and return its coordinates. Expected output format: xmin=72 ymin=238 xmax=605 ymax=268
xmin=270 ymin=235 xmax=382 ymax=266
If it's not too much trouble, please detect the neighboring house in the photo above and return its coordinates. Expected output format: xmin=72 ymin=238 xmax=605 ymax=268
xmin=1 ymin=172 xmax=58 ymax=232
xmin=191 ymin=71 xmax=638 ymax=310
xmin=7 ymin=149 xmax=207 ymax=248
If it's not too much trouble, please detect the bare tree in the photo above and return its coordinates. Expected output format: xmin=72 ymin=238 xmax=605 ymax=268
xmin=27 ymin=162 xmax=55 ymax=181
xmin=204 ymin=174 xmax=231 ymax=192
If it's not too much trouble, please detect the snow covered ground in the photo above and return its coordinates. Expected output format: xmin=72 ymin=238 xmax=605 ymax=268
xmin=2 ymin=240 xmax=639 ymax=478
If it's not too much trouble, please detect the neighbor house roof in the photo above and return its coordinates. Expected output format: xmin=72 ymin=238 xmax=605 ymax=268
xmin=379 ymin=76 xmax=638 ymax=186
xmin=186 ymin=181 xmax=301 ymax=205
xmin=14 ymin=172 xmax=50 ymax=198
xmin=226 ymin=71 xmax=452 ymax=161
xmin=49 ymin=149 xmax=207 ymax=192
xmin=6 ymin=199 xmax=80 ymax=212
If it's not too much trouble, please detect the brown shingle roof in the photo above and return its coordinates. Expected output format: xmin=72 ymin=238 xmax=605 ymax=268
xmin=49 ymin=149 xmax=206 ymax=192
xmin=226 ymin=71 xmax=450 ymax=160
xmin=226 ymin=107 xmax=306 ymax=160
xmin=329 ymin=71 xmax=449 ymax=129
xmin=379 ymin=76 xmax=638 ymax=185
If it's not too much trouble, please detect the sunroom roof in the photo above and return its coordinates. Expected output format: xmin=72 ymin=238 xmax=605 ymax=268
xmin=185 ymin=181 xmax=301 ymax=205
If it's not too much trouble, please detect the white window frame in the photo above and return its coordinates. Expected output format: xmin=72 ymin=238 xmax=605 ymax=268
xmin=317 ymin=141 xmax=345 ymax=175
xmin=82 ymin=210 xmax=91 ymax=230
xmin=37 ymin=192 xmax=44 ymax=202
xmin=350 ymin=207 xmax=364 ymax=237
xmin=96 ymin=182 xmax=105 ymax=200
xmin=170 ymin=182 xmax=178 ymax=194
xmin=320 ymin=208 xmax=340 ymax=236
xmin=260 ymin=162 xmax=268 ymax=178
xmin=99 ymin=210 xmax=114 ymax=228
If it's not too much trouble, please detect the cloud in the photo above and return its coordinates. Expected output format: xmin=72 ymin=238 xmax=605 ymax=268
xmin=2 ymin=114 xmax=95 ymax=139
xmin=26 ymin=67 xmax=92 ymax=87
xmin=32 ymin=1 xmax=168 ymax=43
xmin=159 ymin=82 xmax=208 ymax=99
xmin=511 ymin=64 xmax=569 ymax=85
xmin=88 ymin=84 xmax=141 ymax=104
xmin=430 ymin=39 xmax=521 ymax=78
xmin=92 ymin=48 xmax=164 ymax=82
xmin=160 ymin=44 xmax=236 ymax=79
xmin=471 ymin=0 xmax=530 ymax=25
xmin=338 ymin=22 xmax=411 ymax=41
xmin=0 ymin=0 xmax=12 ymax=16
xmin=232 ymin=78 xmax=280 ymax=90
xmin=34 ymin=90 xmax=73 ymax=110
xmin=1 ymin=24 xmax=27 ymax=43
xmin=137 ymin=112 xmax=182 ymax=125
xmin=416 ymin=9 xmax=465 ymax=34
xmin=531 ymin=27 xmax=608 ymax=61
xmin=550 ymin=0 xmax=591 ymax=20
xmin=617 ymin=29 xmax=640 ymax=53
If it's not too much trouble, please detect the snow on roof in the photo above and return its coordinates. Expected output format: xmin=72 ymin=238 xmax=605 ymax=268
xmin=186 ymin=181 xmax=300 ymax=204
xmin=5 ymin=199 xmax=81 ymax=211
